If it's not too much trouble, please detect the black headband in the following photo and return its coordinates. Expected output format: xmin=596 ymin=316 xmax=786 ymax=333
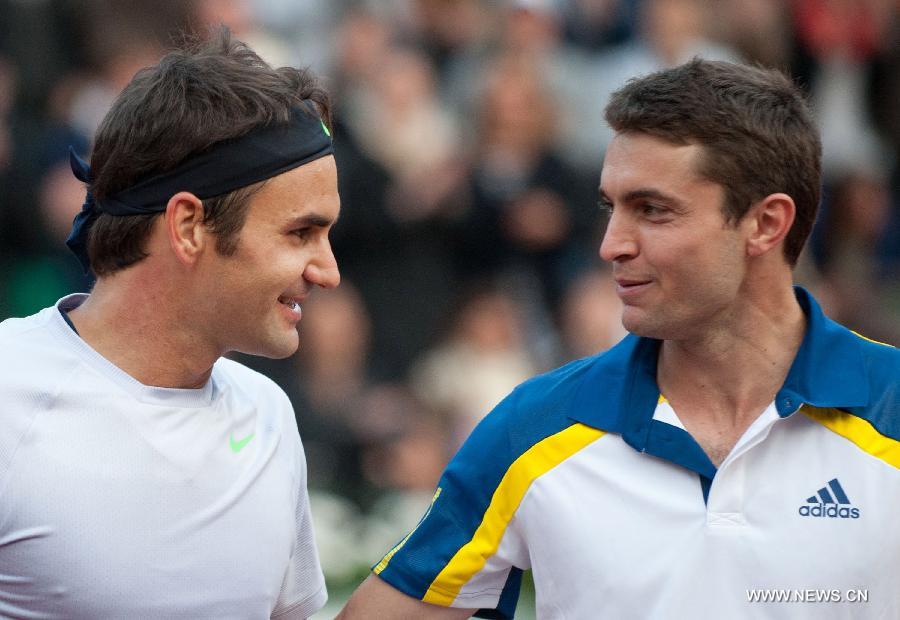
xmin=67 ymin=103 xmax=334 ymax=274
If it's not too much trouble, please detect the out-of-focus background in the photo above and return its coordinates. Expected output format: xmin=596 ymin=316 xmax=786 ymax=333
xmin=2 ymin=0 xmax=899 ymax=614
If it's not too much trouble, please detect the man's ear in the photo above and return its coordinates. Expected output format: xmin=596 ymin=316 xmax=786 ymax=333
xmin=165 ymin=192 xmax=207 ymax=266
xmin=746 ymin=193 xmax=796 ymax=259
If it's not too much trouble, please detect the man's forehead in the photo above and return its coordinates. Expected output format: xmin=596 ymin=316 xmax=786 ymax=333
xmin=250 ymin=156 xmax=340 ymax=222
xmin=261 ymin=156 xmax=337 ymax=197
xmin=600 ymin=133 xmax=706 ymax=189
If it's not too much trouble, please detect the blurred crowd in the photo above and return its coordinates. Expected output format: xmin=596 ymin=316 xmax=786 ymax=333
xmin=2 ymin=0 xmax=900 ymax=587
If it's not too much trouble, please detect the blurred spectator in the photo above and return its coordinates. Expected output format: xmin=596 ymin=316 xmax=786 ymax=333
xmin=348 ymin=46 xmax=464 ymax=220
xmin=712 ymin=0 xmax=793 ymax=68
xmin=455 ymin=54 xmax=598 ymax=309
xmin=312 ymin=383 xmax=450 ymax=587
xmin=1 ymin=151 xmax=92 ymax=317
xmin=868 ymin=6 xmax=900 ymax=285
xmin=332 ymin=9 xmax=395 ymax=101
xmin=640 ymin=0 xmax=737 ymax=67
xmin=193 ymin=0 xmax=294 ymax=67
xmin=331 ymin=37 xmax=463 ymax=381
xmin=790 ymin=0 xmax=893 ymax=178
xmin=557 ymin=266 xmax=626 ymax=361
xmin=62 ymin=0 xmax=191 ymax=139
xmin=503 ymin=0 xmax=564 ymax=58
xmin=555 ymin=0 xmax=740 ymax=170
xmin=358 ymin=385 xmax=450 ymax=563
xmin=280 ymin=282 xmax=379 ymax=507
xmin=358 ymin=385 xmax=448 ymax=493
xmin=870 ymin=5 xmax=900 ymax=158
xmin=251 ymin=0 xmax=340 ymax=73
xmin=560 ymin=0 xmax=637 ymax=51
xmin=407 ymin=0 xmax=496 ymax=82
xmin=410 ymin=284 xmax=538 ymax=445
xmin=810 ymin=172 xmax=900 ymax=344
xmin=0 ymin=137 xmax=92 ymax=318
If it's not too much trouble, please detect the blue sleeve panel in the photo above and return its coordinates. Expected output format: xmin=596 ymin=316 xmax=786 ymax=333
xmin=375 ymin=354 xmax=602 ymax=617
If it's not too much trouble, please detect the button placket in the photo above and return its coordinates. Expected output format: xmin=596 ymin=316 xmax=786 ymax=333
xmin=705 ymin=403 xmax=782 ymax=528
xmin=706 ymin=454 xmax=747 ymax=528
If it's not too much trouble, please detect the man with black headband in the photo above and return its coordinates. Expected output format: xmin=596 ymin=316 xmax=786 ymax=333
xmin=0 ymin=30 xmax=338 ymax=618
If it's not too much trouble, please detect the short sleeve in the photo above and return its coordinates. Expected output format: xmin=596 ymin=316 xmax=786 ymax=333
xmin=271 ymin=438 xmax=327 ymax=619
xmin=371 ymin=390 xmax=532 ymax=619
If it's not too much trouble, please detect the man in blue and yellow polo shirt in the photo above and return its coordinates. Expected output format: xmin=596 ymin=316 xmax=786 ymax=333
xmin=339 ymin=59 xmax=900 ymax=619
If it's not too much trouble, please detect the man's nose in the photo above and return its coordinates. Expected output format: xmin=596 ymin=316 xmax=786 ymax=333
xmin=598 ymin=211 xmax=638 ymax=263
xmin=305 ymin=242 xmax=341 ymax=289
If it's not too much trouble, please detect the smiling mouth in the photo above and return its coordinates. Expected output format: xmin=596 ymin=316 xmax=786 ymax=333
xmin=616 ymin=279 xmax=652 ymax=289
xmin=278 ymin=296 xmax=301 ymax=312
xmin=614 ymin=279 xmax=652 ymax=299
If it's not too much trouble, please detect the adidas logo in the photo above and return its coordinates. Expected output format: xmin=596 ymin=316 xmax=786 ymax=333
xmin=798 ymin=478 xmax=860 ymax=519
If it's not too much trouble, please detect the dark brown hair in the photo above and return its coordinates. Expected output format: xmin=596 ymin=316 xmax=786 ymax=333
xmin=87 ymin=27 xmax=332 ymax=276
xmin=605 ymin=58 xmax=821 ymax=265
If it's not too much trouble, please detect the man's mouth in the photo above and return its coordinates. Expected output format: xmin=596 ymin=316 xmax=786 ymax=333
xmin=614 ymin=278 xmax=653 ymax=298
xmin=278 ymin=295 xmax=302 ymax=313
xmin=615 ymin=278 xmax=652 ymax=289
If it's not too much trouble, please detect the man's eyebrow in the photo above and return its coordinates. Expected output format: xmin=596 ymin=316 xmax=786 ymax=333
xmin=601 ymin=188 xmax=685 ymax=208
xmin=287 ymin=213 xmax=337 ymax=228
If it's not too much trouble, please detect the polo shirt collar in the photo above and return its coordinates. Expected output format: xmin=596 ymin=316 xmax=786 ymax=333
xmin=774 ymin=286 xmax=869 ymax=415
xmin=569 ymin=286 xmax=870 ymax=445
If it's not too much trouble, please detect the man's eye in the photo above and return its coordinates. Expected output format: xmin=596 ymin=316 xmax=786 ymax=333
xmin=292 ymin=228 xmax=313 ymax=240
xmin=598 ymin=200 xmax=613 ymax=215
xmin=641 ymin=204 xmax=666 ymax=216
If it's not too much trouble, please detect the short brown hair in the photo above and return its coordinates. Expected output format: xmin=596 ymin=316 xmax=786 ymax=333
xmin=87 ymin=27 xmax=332 ymax=276
xmin=605 ymin=58 xmax=821 ymax=265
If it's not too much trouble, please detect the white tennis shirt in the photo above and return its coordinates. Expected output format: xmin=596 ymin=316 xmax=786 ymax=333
xmin=0 ymin=294 xmax=327 ymax=619
xmin=375 ymin=287 xmax=900 ymax=619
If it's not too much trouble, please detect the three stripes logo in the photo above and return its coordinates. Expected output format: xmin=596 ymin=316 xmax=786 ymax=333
xmin=798 ymin=478 xmax=860 ymax=519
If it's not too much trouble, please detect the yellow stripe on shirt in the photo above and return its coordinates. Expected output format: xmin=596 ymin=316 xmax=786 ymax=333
xmin=422 ymin=423 xmax=605 ymax=606
xmin=803 ymin=406 xmax=900 ymax=469
xmin=851 ymin=330 xmax=895 ymax=348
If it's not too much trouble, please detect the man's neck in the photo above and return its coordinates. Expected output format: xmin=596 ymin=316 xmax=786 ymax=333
xmin=68 ymin=271 xmax=219 ymax=389
xmin=656 ymin=283 xmax=806 ymax=463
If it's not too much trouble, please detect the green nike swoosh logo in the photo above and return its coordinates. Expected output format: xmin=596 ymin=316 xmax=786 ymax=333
xmin=230 ymin=432 xmax=255 ymax=453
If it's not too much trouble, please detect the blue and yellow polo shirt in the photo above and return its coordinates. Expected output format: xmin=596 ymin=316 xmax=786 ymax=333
xmin=374 ymin=288 xmax=900 ymax=619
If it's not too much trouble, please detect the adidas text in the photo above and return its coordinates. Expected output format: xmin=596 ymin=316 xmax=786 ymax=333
xmin=798 ymin=504 xmax=860 ymax=518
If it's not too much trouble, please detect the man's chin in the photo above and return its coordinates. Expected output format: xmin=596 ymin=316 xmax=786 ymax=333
xmin=234 ymin=334 xmax=300 ymax=360
xmin=621 ymin=309 xmax=666 ymax=340
xmin=621 ymin=308 xmax=648 ymax=335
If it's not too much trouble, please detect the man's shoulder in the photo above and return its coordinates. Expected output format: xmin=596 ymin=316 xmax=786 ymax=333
xmin=0 ymin=308 xmax=69 ymax=383
xmin=461 ymin=341 xmax=633 ymax=459
xmin=853 ymin=331 xmax=900 ymax=368
xmin=846 ymin=330 xmax=900 ymax=440
xmin=841 ymin=329 xmax=900 ymax=402
xmin=509 ymin=354 xmax=606 ymax=417
xmin=0 ymin=308 xmax=73 ymax=477
xmin=495 ymin=336 xmax=638 ymax=424
xmin=0 ymin=308 xmax=54 ymax=349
